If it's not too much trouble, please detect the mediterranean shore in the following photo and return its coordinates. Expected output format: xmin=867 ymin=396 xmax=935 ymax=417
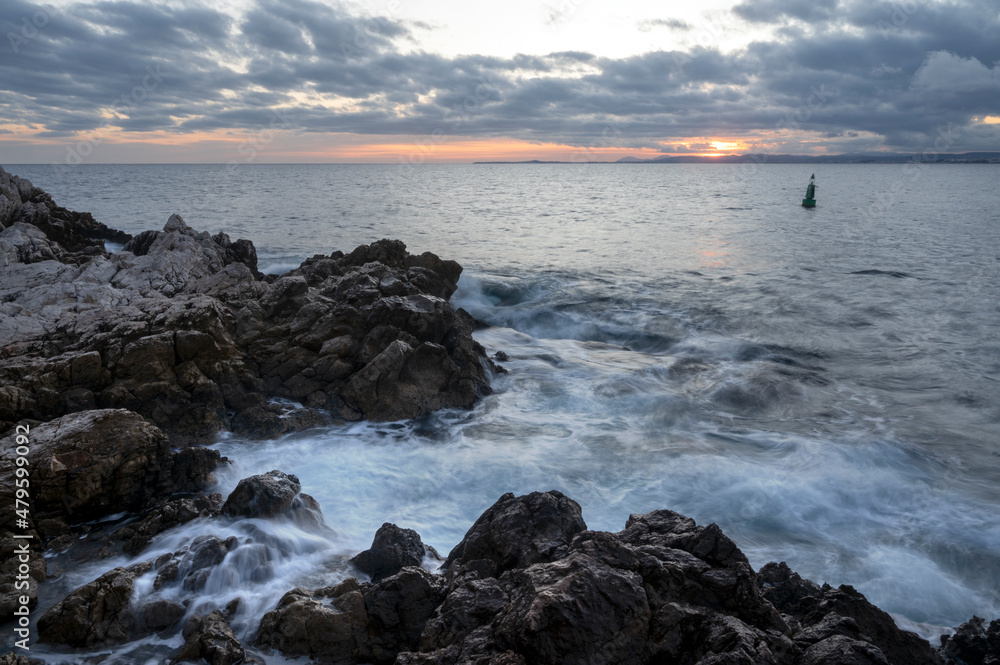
xmin=1 ymin=164 xmax=998 ymax=665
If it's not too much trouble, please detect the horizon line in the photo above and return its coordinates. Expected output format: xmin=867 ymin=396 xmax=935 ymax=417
xmin=6 ymin=150 xmax=1000 ymax=168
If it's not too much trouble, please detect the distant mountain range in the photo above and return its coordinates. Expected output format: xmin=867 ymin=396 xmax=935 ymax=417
xmin=474 ymin=152 xmax=1000 ymax=165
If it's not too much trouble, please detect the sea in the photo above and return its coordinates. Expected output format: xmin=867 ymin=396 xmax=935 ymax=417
xmin=7 ymin=162 xmax=1000 ymax=662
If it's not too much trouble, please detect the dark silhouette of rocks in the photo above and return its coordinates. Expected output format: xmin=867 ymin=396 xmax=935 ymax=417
xmin=0 ymin=167 xmax=129 ymax=260
xmin=758 ymin=561 xmax=940 ymax=665
xmin=26 ymin=478 xmax=996 ymax=664
xmin=939 ymin=616 xmax=1000 ymax=665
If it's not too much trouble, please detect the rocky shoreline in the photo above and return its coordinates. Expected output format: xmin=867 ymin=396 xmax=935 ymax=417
xmin=0 ymin=165 xmax=997 ymax=664
xmin=1 ymin=165 xmax=496 ymax=443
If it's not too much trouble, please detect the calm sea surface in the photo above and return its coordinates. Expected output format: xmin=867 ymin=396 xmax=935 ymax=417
xmin=9 ymin=163 xmax=1000 ymax=660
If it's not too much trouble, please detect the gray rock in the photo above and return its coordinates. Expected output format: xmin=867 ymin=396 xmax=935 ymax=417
xmin=0 ymin=222 xmax=63 ymax=264
xmin=0 ymin=165 xmax=493 ymax=442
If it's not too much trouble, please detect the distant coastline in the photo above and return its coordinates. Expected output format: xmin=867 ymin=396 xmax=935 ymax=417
xmin=474 ymin=152 xmax=1000 ymax=164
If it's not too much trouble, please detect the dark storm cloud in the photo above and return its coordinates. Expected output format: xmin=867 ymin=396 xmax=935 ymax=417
xmin=1 ymin=0 xmax=999 ymax=152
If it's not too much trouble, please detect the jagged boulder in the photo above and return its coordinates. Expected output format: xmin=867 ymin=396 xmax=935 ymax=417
xmin=0 ymin=409 xmax=220 ymax=616
xmin=0 ymin=410 xmax=222 ymax=542
xmin=220 ymin=470 xmax=323 ymax=528
xmin=36 ymin=561 xmax=154 ymax=647
xmin=0 ymin=166 xmax=128 ymax=256
xmin=352 ymin=522 xmax=439 ymax=583
xmin=443 ymin=491 xmax=587 ymax=578
xmin=256 ymin=579 xmax=372 ymax=663
xmin=757 ymin=561 xmax=942 ymax=665
xmin=940 ymin=615 xmax=1000 ymax=665
xmin=255 ymin=569 xmax=446 ymax=664
xmin=0 ymin=222 xmax=64 ymax=265
xmin=172 ymin=610 xmax=250 ymax=665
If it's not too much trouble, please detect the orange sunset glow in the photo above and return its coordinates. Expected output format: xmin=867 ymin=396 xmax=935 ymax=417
xmin=2 ymin=127 xmax=754 ymax=163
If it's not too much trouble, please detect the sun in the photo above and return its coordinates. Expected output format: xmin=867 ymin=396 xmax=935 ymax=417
xmin=710 ymin=141 xmax=742 ymax=152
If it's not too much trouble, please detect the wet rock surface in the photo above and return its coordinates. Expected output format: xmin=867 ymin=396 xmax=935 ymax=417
xmin=939 ymin=615 xmax=1000 ymax=665
xmin=0 ymin=410 xmax=221 ymax=542
xmin=0 ymin=409 xmax=222 ymax=617
xmin=113 ymin=493 xmax=224 ymax=556
xmin=1 ymin=166 xmax=994 ymax=663
xmin=0 ymin=165 xmax=493 ymax=444
xmin=11 ymin=477 xmax=997 ymax=665
xmin=172 ymin=610 xmax=253 ymax=665
xmin=0 ymin=653 xmax=45 ymax=665
xmin=352 ymin=522 xmax=441 ymax=583
xmin=29 ymin=468 xmax=333 ymax=654
xmin=221 ymin=470 xmax=309 ymax=519
xmin=0 ymin=164 xmax=493 ymax=658
xmin=36 ymin=561 xmax=155 ymax=647
xmin=254 ymin=490 xmax=968 ymax=665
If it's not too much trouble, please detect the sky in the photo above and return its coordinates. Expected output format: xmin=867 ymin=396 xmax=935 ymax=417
xmin=1 ymin=0 xmax=999 ymax=163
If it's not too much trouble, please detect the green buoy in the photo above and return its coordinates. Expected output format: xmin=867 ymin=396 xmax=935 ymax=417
xmin=802 ymin=173 xmax=817 ymax=207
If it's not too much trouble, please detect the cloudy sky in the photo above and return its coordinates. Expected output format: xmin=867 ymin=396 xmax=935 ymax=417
xmin=1 ymin=0 xmax=999 ymax=163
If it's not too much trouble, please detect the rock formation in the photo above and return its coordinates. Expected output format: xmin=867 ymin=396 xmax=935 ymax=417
xmin=352 ymin=522 xmax=441 ymax=583
xmin=18 ymin=478 xmax=999 ymax=665
xmin=173 ymin=610 xmax=256 ymax=665
xmin=0 ymin=409 xmax=221 ymax=616
xmin=35 ymin=469 xmax=331 ymax=653
xmin=1 ymin=166 xmax=995 ymax=664
xmin=0 ymin=165 xmax=494 ymax=444
xmin=939 ymin=616 xmax=1000 ymax=665
xmin=255 ymin=490 xmax=956 ymax=665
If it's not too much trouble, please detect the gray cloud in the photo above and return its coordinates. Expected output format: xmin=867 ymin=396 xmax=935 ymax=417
xmin=1 ymin=0 xmax=999 ymax=154
xmin=638 ymin=18 xmax=692 ymax=32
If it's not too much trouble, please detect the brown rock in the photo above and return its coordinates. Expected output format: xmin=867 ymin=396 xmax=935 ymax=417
xmin=0 ymin=410 xmax=223 ymax=541
xmin=222 ymin=470 xmax=312 ymax=519
xmin=172 ymin=610 xmax=248 ymax=665
xmin=37 ymin=561 xmax=153 ymax=647
xmin=352 ymin=522 xmax=439 ymax=583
